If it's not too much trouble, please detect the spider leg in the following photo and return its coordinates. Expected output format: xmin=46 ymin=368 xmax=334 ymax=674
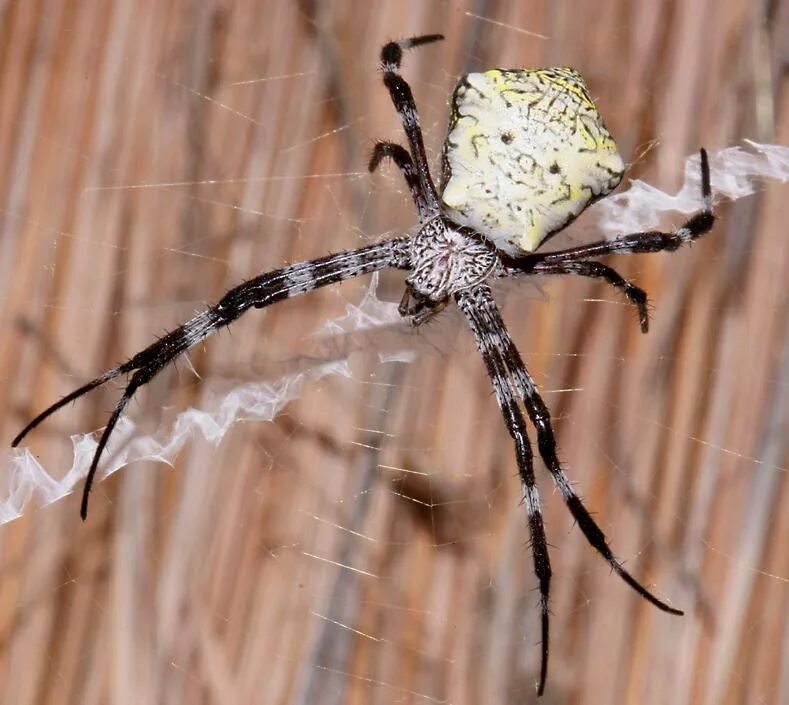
xmin=466 ymin=285 xmax=683 ymax=615
xmin=514 ymin=149 xmax=714 ymax=266
xmin=368 ymin=141 xmax=433 ymax=221
xmin=13 ymin=238 xmax=410 ymax=519
xmin=503 ymin=260 xmax=650 ymax=333
xmin=379 ymin=35 xmax=443 ymax=216
xmin=456 ymin=286 xmax=552 ymax=696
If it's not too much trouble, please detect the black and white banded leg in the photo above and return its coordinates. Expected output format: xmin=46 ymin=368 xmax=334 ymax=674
xmin=459 ymin=284 xmax=684 ymax=691
xmin=368 ymin=141 xmax=434 ymax=221
xmin=12 ymin=238 xmax=411 ymax=519
xmin=505 ymin=260 xmax=651 ymax=333
xmin=379 ymin=34 xmax=444 ymax=213
xmin=470 ymin=286 xmax=683 ymax=615
xmin=456 ymin=286 xmax=552 ymax=695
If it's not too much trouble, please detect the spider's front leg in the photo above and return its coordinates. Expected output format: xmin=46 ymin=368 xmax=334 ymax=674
xmin=13 ymin=239 xmax=411 ymax=519
xmin=368 ymin=141 xmax=437 ymax=221
xmin=459 ymin=283 xmax=683 ymax=694
xmin=378 ymin=34 xmax=444 ymax=212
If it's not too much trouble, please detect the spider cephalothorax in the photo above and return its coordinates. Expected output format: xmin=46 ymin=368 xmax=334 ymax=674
xmin=402 ymin=219 xmax=498 ymax=320
xmin=14 ymin=34 xmax=715 ymax=695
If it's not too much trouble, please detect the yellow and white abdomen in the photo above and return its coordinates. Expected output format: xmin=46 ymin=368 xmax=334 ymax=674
xmin=441 ymin=68 xmax=625 ymax=254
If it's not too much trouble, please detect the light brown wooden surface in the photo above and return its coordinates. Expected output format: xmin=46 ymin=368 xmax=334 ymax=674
xmin=1 ymin=2 xmax=787 ymax=704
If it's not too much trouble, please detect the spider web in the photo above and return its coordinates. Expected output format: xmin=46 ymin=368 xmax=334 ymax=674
xmin=1 ymin=5 xmax=788 ymax=705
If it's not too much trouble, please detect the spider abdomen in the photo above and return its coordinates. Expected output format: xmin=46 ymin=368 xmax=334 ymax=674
xmin=441 ymin=68 xmax=625 ymax=255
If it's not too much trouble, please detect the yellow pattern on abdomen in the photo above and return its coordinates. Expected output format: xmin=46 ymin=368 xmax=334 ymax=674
xmin=441 ymin=68 xmax=625 ymax=253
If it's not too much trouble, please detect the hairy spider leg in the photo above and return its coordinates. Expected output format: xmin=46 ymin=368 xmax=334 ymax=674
xmin=368 ymin=142 xmax=433 ymax=221
xmin=460 ymin=283 xmax=688 ymax=692
xmin=13 ymin=239 xmax=411 ymax=519
xmin=378 ymin=34 xmax=444 ymax=216
xmin=469 ymin=285 xmax=683 ymax=616
xmin=534 ymin=261 xmax=650 ymax=332
xmin=456 ymin=287 xmax=552 ymax=695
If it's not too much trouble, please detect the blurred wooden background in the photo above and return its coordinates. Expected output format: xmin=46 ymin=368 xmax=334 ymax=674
xmin=1 ymin=1 xmax=787 ymax=703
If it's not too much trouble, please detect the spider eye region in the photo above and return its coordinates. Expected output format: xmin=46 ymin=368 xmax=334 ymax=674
xmin=441 ymin=68 xmax=625 ymax=254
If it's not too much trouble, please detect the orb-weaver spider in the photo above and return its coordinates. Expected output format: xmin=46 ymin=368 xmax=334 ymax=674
xmin=13 ymin=34 xmax=714 ymax=694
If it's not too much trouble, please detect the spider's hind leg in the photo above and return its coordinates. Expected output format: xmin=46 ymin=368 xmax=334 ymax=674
xmin=501 ymin=149 xmax=714 ymax=335
xmin=469 ymin=284 xmax=683 ymax=616
xmin=537 ymin=260 xmax=650 ymax=333
xmin=380 ymin=34 xmax=445 ymax=69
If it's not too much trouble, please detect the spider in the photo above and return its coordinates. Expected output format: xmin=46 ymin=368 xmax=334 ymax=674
xmin=13 ymin=34 xmax=714 ymax=695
